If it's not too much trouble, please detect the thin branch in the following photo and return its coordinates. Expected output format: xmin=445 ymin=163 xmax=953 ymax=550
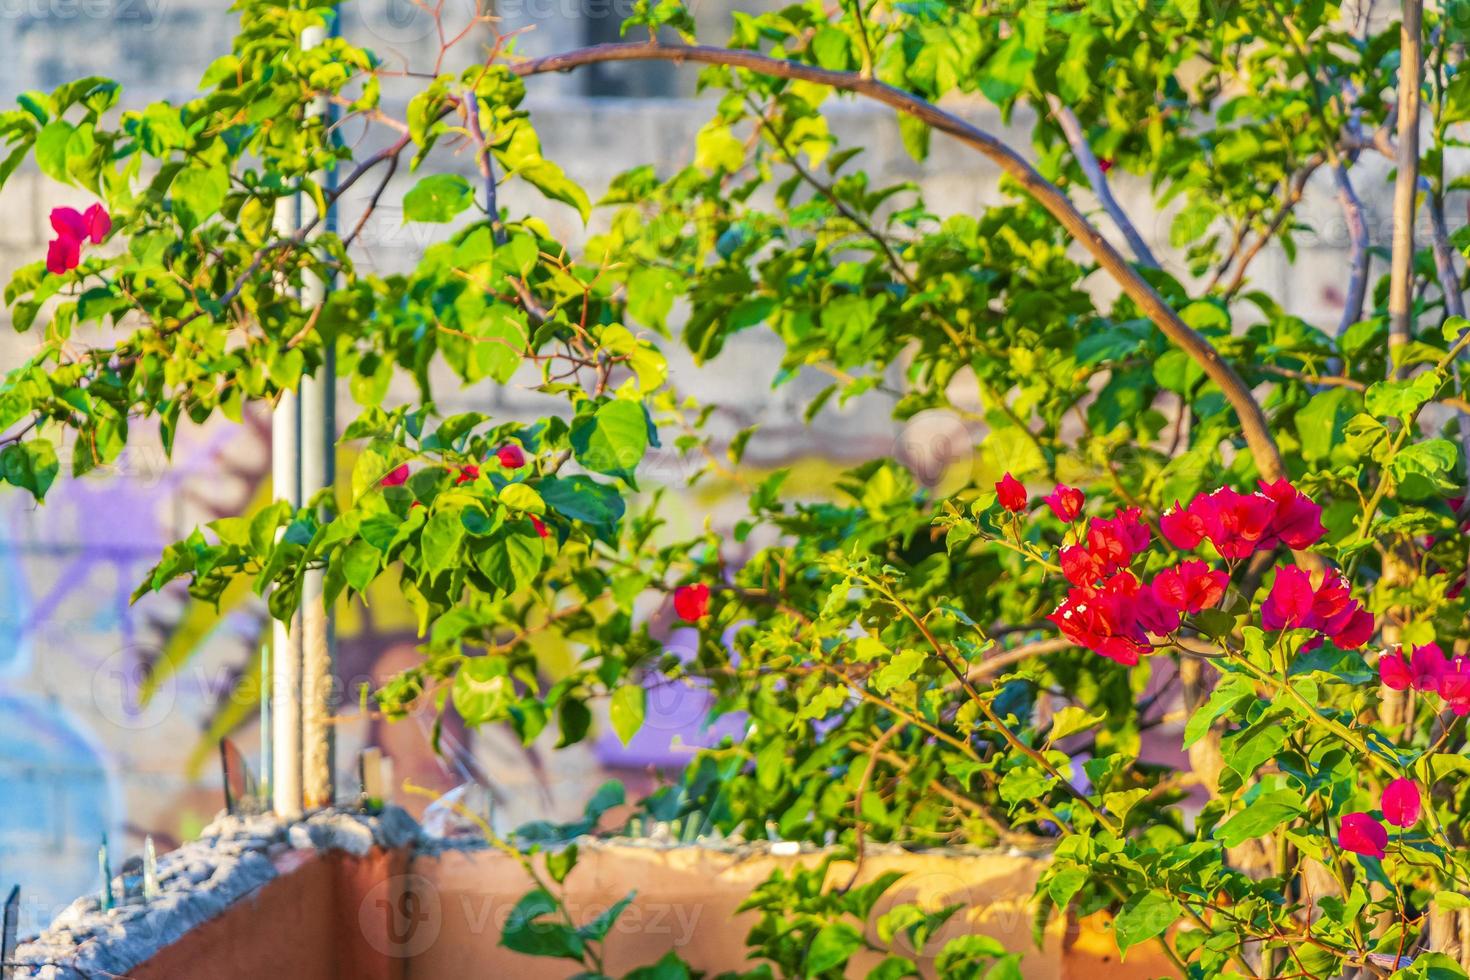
xmin=1218 ymin=156 xmax=1323 ymax=298
xmin=1046 ymin=96 xmax=1159 ymax=269
xmin=1388 ymin=0 xmax=1424 ymax=378
xmin=1334 ymin=161 xmax=1371 ymax=335
xmin=507 ymin=41 xmax=1289 ymax=482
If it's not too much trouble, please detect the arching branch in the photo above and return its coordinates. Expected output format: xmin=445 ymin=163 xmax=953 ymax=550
xmin=509 ymin=42 xmax=1287 ymax=481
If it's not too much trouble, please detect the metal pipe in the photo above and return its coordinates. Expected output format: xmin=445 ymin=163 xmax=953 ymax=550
xmin=270 ymin=384 xmax=303 ymax=819
xmin=299 ymin=16 xmax=337 ymax=810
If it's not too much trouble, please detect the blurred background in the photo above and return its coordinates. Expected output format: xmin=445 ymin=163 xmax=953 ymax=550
xmin=0 ymin=0 xmax=1381 ymax=926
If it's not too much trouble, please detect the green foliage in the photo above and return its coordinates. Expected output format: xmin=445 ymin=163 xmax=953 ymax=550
xmin=9 ymin=0 xmax=1470 ymax=976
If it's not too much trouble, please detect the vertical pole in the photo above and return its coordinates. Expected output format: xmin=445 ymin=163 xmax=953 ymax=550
xmin=270 ymin=381 xmax=303 ymax=819
xmin=300 ymin=15 xmax=338 ymax=810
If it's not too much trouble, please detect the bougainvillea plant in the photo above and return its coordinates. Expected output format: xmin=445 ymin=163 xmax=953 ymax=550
xmin=9 ymin=0 xmax=1470 ymax=975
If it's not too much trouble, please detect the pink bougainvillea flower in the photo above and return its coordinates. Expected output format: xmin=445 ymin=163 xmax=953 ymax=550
xmin=1193 ymin=487 xmax=1277 ymax=559
xmin=1044 ymin=485 xmax=1085 ymax=523
xmin=1257 ymin=478 xmax=1327 ymax=550
xmin=1262 ymin=566 xmax=1374 ymax=649
xmin=995 ymin=473 xmax=1027 ymax=513
xmin=1098 ymin=158 xmax=1114 ymax=173
xmin=1382 ymin=778 xmax=1421 ymax=829
xmin=1048 ymin=570 xmax=1177 ymax=666
xmin=45 ymin=236 xmax=81 ymax=275
xmin=1338 ymin=812 xmax=1388 ymax=858
xmin=381 ymin=464 xmax=410 ymax=487
xmin=1160 ymin=500 xmax=1207 ymax=550
xmin=496 ymin=444 xmax=526 ymax=469
xmin=82 ymin=202 xmax=111 ymax=243
xmin=673 ymin=583 xmax=710 ymax=621
xmin=1439 ymin=658 xmax=1470 ymax=715
xmin=1410 ymin=643 xmax=1450 ymax=691
xmin=1379 ymin=650 xmax=1413 ymax=691
xmin=50 ymin=206 xmax=88 ymax=241
xmin=454 ymin=464 xmax=480 ymax=485
xmin=1262 ymin=566 xmax=1316 ymax=631
xmin=529 ymin=515 xmax=549 ymax=539
xmin=45 ymin=204 xmax=111 ymax=276
xmin=1151 ymin=560 xmax=1228 ymax=614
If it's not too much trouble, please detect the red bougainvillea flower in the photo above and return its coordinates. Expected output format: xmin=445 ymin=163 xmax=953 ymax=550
xmin=1059 ymin=544 xmax=1111 ymax=587
xmin=1261 ymin=567 xmax=1373 ymax=649
xmin=1192 ymin=487 xmax=1277 ymax=559
xmin=1257 ymin=478 xmax=1327 ymax=550
xmin=381 ymin=464 xmax=410 ymax=487
xmin=995 ymin=473 xmax=1027 ymax=513
xmin=1048 ymin=570 xmax=1178 ymax=666
xmin=529 ymin=515 xmax=549 ymax=538
xmin=1163 ymin=481 xmax=1324 ymax=558
xmin=673 ymin=583 xmax=710 ymax=621
xmin=45 ymin=204 xmax=111 ymax=275
xmin=1379 ymin=650 xmax=1413 ymax=691
xmin=1086 ymin=507 xmax=1151 ymax=565
xmin=454 ymin=464 xmax=480 ymax=485
xmin=1098 ymin=158 xmax=1114 ymax=173
xmin=1151 ymin=559 xmax=1228 ymax=614
xmin=1160 ymin=500 xmax=1207 ymax=550
xmin=496 ymin=444 xmax=526 ymax=469
xmin=1338 ymin=812 xmax=1388 ymax=858
xmin=1382 ymin=778 xmax=1421 ymax=829
xmin=1044 ymin=485 xmax=1085 ymax=523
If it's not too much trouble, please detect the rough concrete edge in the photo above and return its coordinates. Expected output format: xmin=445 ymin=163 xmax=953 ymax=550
xmin=12 ymin=805 xmax=1056 ymax=979
xmin=10 ymin=806 xmax=427 ymax=980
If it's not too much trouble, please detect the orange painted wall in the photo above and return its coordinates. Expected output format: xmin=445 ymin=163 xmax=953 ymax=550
xmin=127 ymin=844 xmax=1177 ymax=979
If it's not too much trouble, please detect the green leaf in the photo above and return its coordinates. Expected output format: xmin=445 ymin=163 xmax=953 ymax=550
xmin=1048 ymin=706 xmax=1107 ymax=742
xmin=545 ymin=843 xmax=578 ymax=884
xmin=694 ymin=120 xmax=746 ymax=173
xmin=1295 ymin=387 xmax=1358 ymax=462
xmin=978 ymin=34 xmax=1036 ymax=104
xmin=578 ymin=892 xmax=634 ymax=943
xmin=1437 ymin=891 xmax=1470 ymax=912
xmin=1214 ymin=790 xmax=1303 ymax=847
xmin=537 ymin=476 xmax=625 ymax=530
xmin=421 ymin=508 xmax=467 ymax=579
xmin=1391 ymin=439 xmax=1460 ymax=497
xmin=1184 ymin=675 xmax=1253 ymax=748
xmin=500 ymin=888 xmax=584 ymax=960
xmin=498 ymin=482 xmax=545 ymax=516
xmin=999 ymin=765 xmax=1053 ymax=806
xmin=403 ymin=174 xmax=474 ymax=223
xmin=557 ymin=696 xmax=592 ymax=747
xmin=171 ymin=165 xmax=229 ymax=231
xmin=1365 ymin=372 xmax=1440 ymax=420
xmin=1113 ymin=890 xmax=1180 ymax=957
xmin=1 ymin=439 xmax=59 ymax=499
xmin=807 ymin=922 xmax=863 ymax=974
xmin=897 ymin=114 xmax=930 ymax=162
xmin=609 ymin=684 xmax=645 ymax=745
xmin=453 ymin=658 xmax=513 ymax=725
xmin=473 ymin=525 xmax=544 ymax=594
xmin=623 ymin=952 xmax=691 ymax=980
xmin=34 ymin=120 xmax=75 ymax=184
xmin=570 ymin=399 xmax=650 ymax=486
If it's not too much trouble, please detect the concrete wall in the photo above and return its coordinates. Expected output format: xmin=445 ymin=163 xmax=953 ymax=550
xmin=126 ymin=842 xmax=1176 ymax=979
